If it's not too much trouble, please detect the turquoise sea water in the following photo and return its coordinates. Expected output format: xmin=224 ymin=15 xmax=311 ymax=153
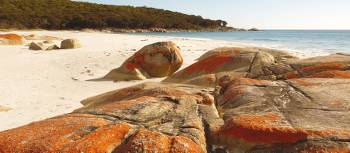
xmin=139 ymin=30 xmax=350 ymax=55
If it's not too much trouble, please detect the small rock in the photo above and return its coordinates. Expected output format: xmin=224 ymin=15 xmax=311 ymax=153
xmin=60 ymin=39 xmax=81 ymax=49
xmin=29 ymin=42 xmax=44 ymax=50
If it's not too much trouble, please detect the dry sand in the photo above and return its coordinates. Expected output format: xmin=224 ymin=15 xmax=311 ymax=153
xmin=0 ymin=30 xmax=305 ymax=131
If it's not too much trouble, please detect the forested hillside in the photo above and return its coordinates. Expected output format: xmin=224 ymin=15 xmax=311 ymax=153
xmin=0 ymin=0 xmax=230 ymax=30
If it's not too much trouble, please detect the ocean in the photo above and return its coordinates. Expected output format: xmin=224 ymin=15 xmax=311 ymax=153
xmin=138 ymin=30 xmax=350 ymax=56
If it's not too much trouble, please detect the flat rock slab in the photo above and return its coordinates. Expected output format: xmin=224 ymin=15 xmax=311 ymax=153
xmin=216 ymin=78 xmax=350 ymax=152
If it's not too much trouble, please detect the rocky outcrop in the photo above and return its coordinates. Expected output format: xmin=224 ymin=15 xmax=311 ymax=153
xmin=214 ymin=77 xmax=350 ymax=152
xmin=0 ymin=34 xmax=25 ymax=45
xmin=97 ymin=41 xmax=183 ymax=81
xmin=1 ymin=77 xmax=349 ymax=152
xmin=163 ymin=47 xmax=297 ymax=87
xmin=164 ymin=47 xmax=350 ymax=87
xmin=278 ymin=53 xmax=350 ymax=79
xmin=0 ymin=82 xmax=215 ymax=152
xmin=60 ymin=39 xmax=81 ymax=49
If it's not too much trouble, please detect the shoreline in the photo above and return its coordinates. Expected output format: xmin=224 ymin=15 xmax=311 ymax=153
xmin=0 ymin=30 xmax=333 ymax=131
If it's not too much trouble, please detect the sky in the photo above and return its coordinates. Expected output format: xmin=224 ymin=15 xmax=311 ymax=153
xmin=77 ymin=0 xmax=350 ymax=30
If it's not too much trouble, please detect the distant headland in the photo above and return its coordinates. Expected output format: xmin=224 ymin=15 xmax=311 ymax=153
xmin=0 ymin=0 xmax=258 ymax=32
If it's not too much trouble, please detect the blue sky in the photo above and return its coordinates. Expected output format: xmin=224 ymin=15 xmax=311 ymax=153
xmin=77 ymin=0 xmax=350 ymax=29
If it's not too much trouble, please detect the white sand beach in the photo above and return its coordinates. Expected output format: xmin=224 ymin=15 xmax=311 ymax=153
xmin=0 ymin=30 xmax=256 ymax=131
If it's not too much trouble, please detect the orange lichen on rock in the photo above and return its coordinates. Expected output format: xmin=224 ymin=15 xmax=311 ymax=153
xmin=285 ymin=63 xmax=349 ymax=79
xmin=0 ymin=34 xmax=25 ymax=45
xmin=206 ymin=75 xmax=215 ymax=82
xmin=305 ymin=70 xmax=350 ymax=79
xmin=61 ymin=123 xmax=130 ymax=153
xmin=220 ymin=113 xmax=308 ymax=144
xmin=125 ymin=61 xmax=140 ymax=71
xmin=289 ymin=78 xmax=321 ymax=86
xmin=220 ymin=112 xmax=350 ymax=145
xmin=124 ymin=52 xmax=146 ymax=71
xmin=0 ymin=34 xmax=23 ymax=41
xmin=184 ymin=55 xmax=232 ymax=74
xmin=287 ymin=63 xmax=348 ymax=79
xmin=218 ymin=86 xmax=245 ymax=106
xmin=299 ymin=63 xmax=347 ymax=74
xmin=286 ymin=71 xmax=301 ymax=79
xmin=115 ymin=129 xmax=204 ymax=153
xmin=0 ymin=114 xmax=111 ymax=152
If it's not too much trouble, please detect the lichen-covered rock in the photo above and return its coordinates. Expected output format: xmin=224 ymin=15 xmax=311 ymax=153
xmin=0 ymin=113 xmax=130 ymax=153
xmin=196 ymin=47 xmax=295 ymax=62
xmin=164 ymin=47 xmax=350 ymax=87
xmin=60 ymin=39 xmax=81 ymax=49
xmin=114 ymin=129 xmax=204 ymax=153
xmin=280 ymin=54 xmax=350 ymax=79
xmin=164 ymin=47 xmax=294 ymax=87
xmin=0 ymin=82 xmax=213 ymax=153
xmin=98 ymin=41 xmax=183 ymax=81
xmin=29 ymin=42 xmax=44 ymax=50
xmin=0 ymin=34 xmax=25 ymax=45
xmin=214 ymin=78 xmax=350 ymax=152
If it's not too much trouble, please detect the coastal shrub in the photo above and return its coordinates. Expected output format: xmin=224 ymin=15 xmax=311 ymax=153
xmin=0 ymin=0 xmax=228 ymax=30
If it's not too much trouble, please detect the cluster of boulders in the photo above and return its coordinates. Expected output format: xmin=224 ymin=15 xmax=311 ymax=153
xmin=29 ymin=39 xmax=81 ymax=51
xmin=0 ymin=33 xmax=81 ymax=50
xmin=0 ymin=42 xmax=349 ymax=153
